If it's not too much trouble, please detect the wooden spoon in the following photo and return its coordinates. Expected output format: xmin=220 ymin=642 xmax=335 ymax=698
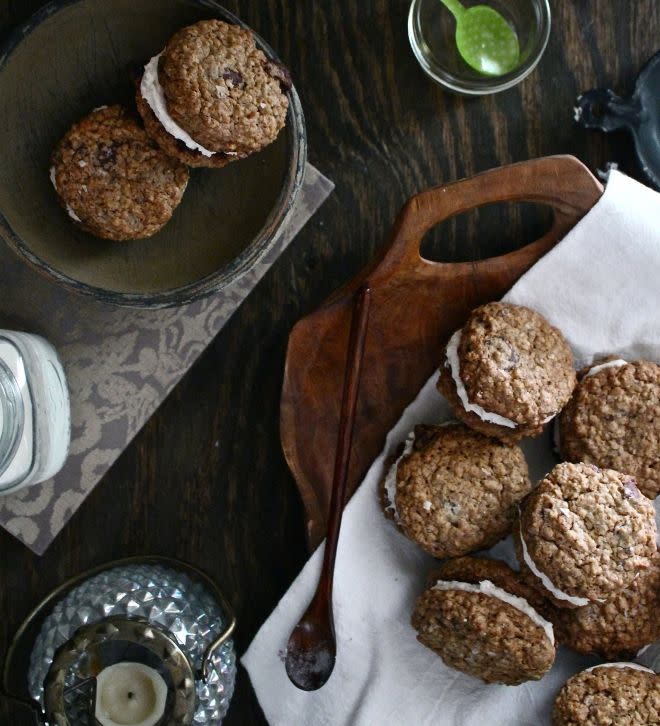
xmin=284 ymin=284 xmax=371 ymax=691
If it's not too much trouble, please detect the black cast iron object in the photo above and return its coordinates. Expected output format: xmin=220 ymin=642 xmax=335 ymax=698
xmin=575 ymin=50 xmax=660 ymax=190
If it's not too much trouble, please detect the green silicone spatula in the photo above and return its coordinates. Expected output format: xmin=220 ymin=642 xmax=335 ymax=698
xmin=441 ymin=0 xmax=520 ymax=76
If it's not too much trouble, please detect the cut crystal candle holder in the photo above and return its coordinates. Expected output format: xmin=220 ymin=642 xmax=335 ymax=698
xmin=3 ymin=558 xmax=236 ymax=725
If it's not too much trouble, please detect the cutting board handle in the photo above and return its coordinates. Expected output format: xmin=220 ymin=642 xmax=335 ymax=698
xmin=282 ymin=156 xmax=603 ymax=550
xmin=370 ymin=155 xmax=602 ymax=284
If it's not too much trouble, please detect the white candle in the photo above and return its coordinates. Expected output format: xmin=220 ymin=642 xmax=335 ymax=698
xmin=94 ymin=662 xmax=168 ymax=726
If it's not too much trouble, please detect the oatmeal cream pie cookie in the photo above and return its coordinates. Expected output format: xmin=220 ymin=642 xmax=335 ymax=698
xmin=559 ymin=358 xmax=660 ymax=500
xmin=437 ymin=302 xmax=576 ymax=443
xmin=137 ymin=20 xmax=290 ymax=167
xmin=379 ymin=422 xmax=531 ymax=558
xmin=411 ymin=556 xmax=556 ymax=685
xmin=50 ymin=105 xmax=189 ymax=241
xmin=552 ymin=664 xmax=659 ymax=726
xmin=514 ymin=462 xmax=657 ymax=609
xmin=550 ymin=554 xmax=660 ymax=659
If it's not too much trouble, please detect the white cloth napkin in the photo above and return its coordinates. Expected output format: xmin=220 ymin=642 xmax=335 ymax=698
xmin=242 ymin=171 xmax=660 ymax=726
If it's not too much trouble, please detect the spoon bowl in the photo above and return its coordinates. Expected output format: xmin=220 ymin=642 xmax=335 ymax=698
xmin=285 ymin=592 xmax=336 ymax=691
xmin=441 ymin=0 xmax=520 ymax=76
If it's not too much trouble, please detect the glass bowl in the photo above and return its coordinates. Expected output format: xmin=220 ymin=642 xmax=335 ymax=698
xmin=408 ymin=0 xmax=551 ymax=95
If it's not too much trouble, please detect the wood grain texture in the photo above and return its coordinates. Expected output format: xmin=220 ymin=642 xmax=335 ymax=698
xmin=282 ymin=156 xmax=603 ymax=548
xmin=0 ymin=1 xmax=658 ymax=724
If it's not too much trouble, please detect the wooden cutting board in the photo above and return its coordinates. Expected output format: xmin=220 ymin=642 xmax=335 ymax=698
xmin=281 ymin=155 xmax=603 ymax=550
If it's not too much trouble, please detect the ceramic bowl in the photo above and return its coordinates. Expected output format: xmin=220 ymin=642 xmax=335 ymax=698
xmin=0 ymin=0 xmax=306 ymax=308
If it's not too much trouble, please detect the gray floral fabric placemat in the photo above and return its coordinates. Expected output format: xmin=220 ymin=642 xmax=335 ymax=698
xmin=0 ymin=163 xmax=333 ymax=555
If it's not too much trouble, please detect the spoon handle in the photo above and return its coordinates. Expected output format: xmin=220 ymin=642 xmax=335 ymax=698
xmin=440 ymin=0 xmax=465 ymax=21
xmin=318 ymin=284 xmax=371 ymax=607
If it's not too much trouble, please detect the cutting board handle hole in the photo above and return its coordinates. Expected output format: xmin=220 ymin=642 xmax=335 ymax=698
xmin=419 ymin=201 xmax=554 ymax=264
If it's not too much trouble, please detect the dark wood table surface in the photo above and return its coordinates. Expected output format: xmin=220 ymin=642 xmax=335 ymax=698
xmin=0 ymin=1 xmax=657 ymax=723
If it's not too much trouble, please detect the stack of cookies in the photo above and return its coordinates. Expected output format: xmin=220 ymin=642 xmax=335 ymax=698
xmin=50 ymin=20 xmax=290 ymax=241
xmin=379 ymin=301 xmax=660 ymax=701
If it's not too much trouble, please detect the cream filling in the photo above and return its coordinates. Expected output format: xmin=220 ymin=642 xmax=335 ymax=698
xmin=519 ymin=524 xmax=590 ymax=606
xmin=66 ymin=206 xmax=81 ymax=223
xmin=446 ymin=331 xmax=519 ymax=429
xmin=140 ymin=53 xmax=217 ymax=157
xmin=584 ymin=359 xmax=628 ymax=378
xmin=432 ymin=579 xmax=554 ymax=645
xmin=383 ymin=431 xmax=416 ymax=521
xmin=584 ymin=662 xmax=654 ymax=674
xmin=49 ymin=166 xmax=81 ymax=223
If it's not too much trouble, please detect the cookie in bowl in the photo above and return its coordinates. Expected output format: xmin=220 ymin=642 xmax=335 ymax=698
xmin=550 ymin=554 xmax=660 ymax=659
xmin=437 ymin=302 xmax=576 ymax=443
xmin=379 ymin=422 xmax=531 ymax=558
xmin=135 ymin=90 xmax=244 ymax=169
xmin=552 ymin=663 xmax=659 ymax=725
xmin=514 ymin=462 xmax=657 ymax=609
xmin=411 ymin=556 xmax=556 ymax=685
xmin=50 ymin=105 xmax=189 ymax=241
xmin=137 ymin=20 xmax=290 ymax=167
xmin=559 ymin=358 xmax=660 ymax=500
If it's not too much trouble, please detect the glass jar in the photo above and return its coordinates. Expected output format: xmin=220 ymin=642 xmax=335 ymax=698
xmin=0 ymin=330 xmax=70 ymax=494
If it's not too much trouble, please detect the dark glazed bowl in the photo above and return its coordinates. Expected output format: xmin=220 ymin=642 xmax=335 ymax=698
xmin=0 ymin=0 xmax=306 ymax=308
